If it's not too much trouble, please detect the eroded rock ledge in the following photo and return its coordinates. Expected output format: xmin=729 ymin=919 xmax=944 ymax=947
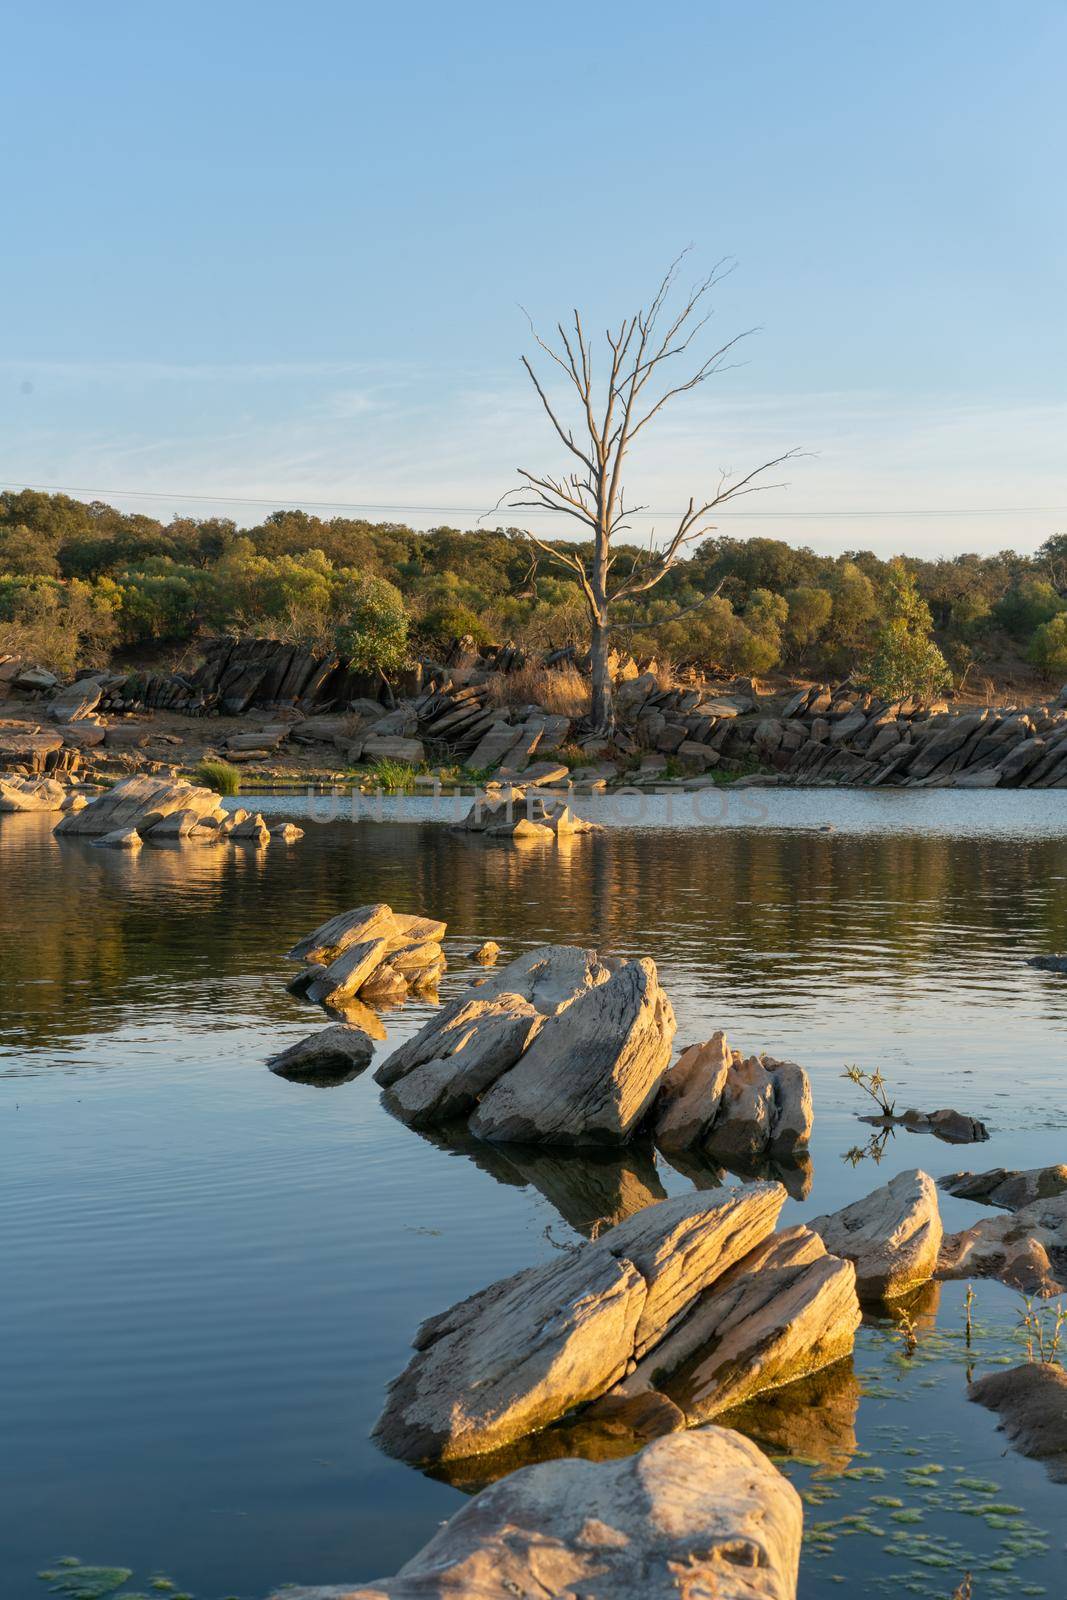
xmin=287 ymin=904 xmax=447 ymax=1009
xmin=372 ymin=1184 xmax=860 ymax=1468
xmin=268 ymin=1427 xmax=802 ymax=1600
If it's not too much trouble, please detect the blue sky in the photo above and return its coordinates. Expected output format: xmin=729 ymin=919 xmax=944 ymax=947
xmin=2 ymin=1 xmax=1065 ymax=556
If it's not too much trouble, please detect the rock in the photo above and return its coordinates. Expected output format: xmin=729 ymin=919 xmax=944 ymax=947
xmin=497 ymin=760 xmax=569 ymax=786
xmin=969 ymin=1362 xmax=1067 ymax=1482
xmin=652 ymin=1033 xmax=813 ymax=1159
xmin=267 ymin=1024 xmax=375 ymax=1082
xmin=0 ymin=726 xmax=64 ymax=773
xmin=307 ymin=937 xmax=394 ymax=1006
xmin=469 ymin=940 xmax=500 ymax=964
xmin=278 ymin=1427 xmax=802 ymax=1600
xmin=270 ymin=822 xmax=304 ymax=843
xmin=863 ymin=1106 xmax=990 ymax=1144
xmin=1028 ymin=953 xmax=1067 ymax=973
xmin=382 ymin=994 xmax=545 ymax=1127
xmin=150 ymin=806 xmax=212 ymax=839
xmin=468 ymin=958 xmax=676 ymax=1145
xmin=0 ymin=776 xmax=66 ymax=812
xmin=372 ymin=1185 xmax=786 ymax=1464
xmin=13 ymin=666 xmax=58 ymax=690
xmin=47 ymin=679 xmax=104 ymax=722
xmin=226 ymin=729 xmax=288 ymax=752
xmin=54 ymin=773 xmax=222 ymax=837
xmin=676 ymin=739 xmax=720 ymax=770
xmin=362 ymin=734 xmax=425 ymax=764
xmin=230 ymin=811 xmax=271 ymax=845
xmin=937 ymin=1190 xmax=1067 ymax=1295
xmin=940 ymin=1165 xmax=1067 ymax=1210
xmin=92 ymin=826 xmax=143 ymax=850
xmin=603 ymin=1225 xmax=861 ymax=1422
xmin=810 ymin=1170 xmax=942 ymax=1299
xmin=288 ymin=904 xmax=444 ymax=965
xmin=61 ymin=792 xmax=89 ymax=812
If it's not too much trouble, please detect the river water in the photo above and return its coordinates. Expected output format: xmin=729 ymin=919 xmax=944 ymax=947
xmin=3 ymin=790 xmax=1067 ymax=1598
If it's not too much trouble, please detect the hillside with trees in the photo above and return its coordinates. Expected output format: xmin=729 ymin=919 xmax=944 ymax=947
xmin=2 ymin=487 xmax=1065 ymax=698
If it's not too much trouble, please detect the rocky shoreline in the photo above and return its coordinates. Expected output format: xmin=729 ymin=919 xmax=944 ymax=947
xmin=3 ymin=639 xmax=1067 ymax=793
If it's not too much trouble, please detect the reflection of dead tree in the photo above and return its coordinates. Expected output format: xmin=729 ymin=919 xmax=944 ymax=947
xmin=497 ymin=251 xmax=799 ymax=732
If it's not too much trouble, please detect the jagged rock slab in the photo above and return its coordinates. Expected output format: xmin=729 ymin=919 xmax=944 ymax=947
xmin=272 ymin=1427 xmax=801 ymax=1600
xmin=602 ymin=1226 xmax=860 ymax=1422
xmin=267 ymin=1024 xmax=375 ymax=1082
xmin=653 ymin=1031 xmax=813 ymax=1158
xmin=382 ymin=994 xmax=544 ymax=1127
xmin=470 ymin=958 xmax=676 ymax=1146
xmin=810 ymin=1169 xmax=942 ymax=1299
xmin=940 ymin=1165 xmax=1067 ymax=1210
xmin=54 ymin=774 xmax=222 ymax=836
xmin=969 ymin=1362 xmax=1067 ymax=1483
xmin=287 ymin=904 xmax=444 ymax=965
xmin=373 ymin=1185 xmax=784 ymax=1464
xmin=938 ymin=1190 xmax=1067 ymax=1295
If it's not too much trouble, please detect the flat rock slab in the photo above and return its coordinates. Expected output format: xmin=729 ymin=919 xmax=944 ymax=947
xmin=810 ymin=1169 xmax=942 ymax=1299
xmin=938 ymin=1190 xmax=1067 ymax=1295
xmin=271 ymin=1427 xmax=801 ymax=1600
xmin=969 ymin=1362 xmax=1067 ymax=1482
xmin=373 ymin=1185 xmax=785 ymax=1465
xmin=940 ymin=1165 xmax=1067 ymax=1210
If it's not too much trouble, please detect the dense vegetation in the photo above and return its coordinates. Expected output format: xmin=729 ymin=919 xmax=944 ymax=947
xmin=2 ymin=489 xmax=1066 ymax=694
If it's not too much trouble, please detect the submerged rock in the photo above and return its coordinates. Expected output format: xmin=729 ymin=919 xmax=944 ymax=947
xmin=1027 ymin=953 xmax=1067 ymax=973
xmin=861 ymin=1106 xmax=990 ymax=1144
xmin=469 ymin=940 xmax=501 ymax=964
xmin=810 ymin=1169 xmax=942 ymax=1299
xmin=378 ymin=944 xmax=676 ymax=1146
xmin=938 ymin=1190 xmax=1067 ymax=1295
xmin=92 ymin=825 xmax=143 ymax=850
xmin=270 ymin=1427 xmax=802 ymax=1600
xmin=970 ymin=1362 xmax=1067 ymax=1482
xmin=652 ymin=1030 xmax=813 ymax=1159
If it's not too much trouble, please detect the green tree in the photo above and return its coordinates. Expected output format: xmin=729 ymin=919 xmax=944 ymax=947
xmin=1029 ymin=613 xmax=1067 ymax=681
xmin=333 ymin=573 xmax=409 ymax=673
xmin=863 ymin=560 xmax=951 ymax=700
xmin=783 ymin=584 xmax=833 ymax=657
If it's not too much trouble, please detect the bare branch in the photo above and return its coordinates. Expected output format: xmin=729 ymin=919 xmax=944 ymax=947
xmin=611 ymin=580 xmax=727 ymax=632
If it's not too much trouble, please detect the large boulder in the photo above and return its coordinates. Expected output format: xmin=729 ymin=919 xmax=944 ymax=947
xmin=653 ymin=1031 xmax=813 ymax=1159
xmin=937 ymin=1190 xmax=1067 ymax=1295
xmin=373 ymin=1186 xmax=786 ymax=1465
xmin=378 ymin=945 xmax=677 ymax=1146
xmin=810 ymin=1169 xmax=942 ymax=1299
xmin=53 ymin=774 xmax=222 ymax=837
xmin=271 ymin=1427 xmax=802 ymax=1600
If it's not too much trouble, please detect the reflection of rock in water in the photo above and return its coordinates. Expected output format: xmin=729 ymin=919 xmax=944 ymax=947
xmin=408 ymin=1123 xmax=669 ymax=1237
xmin=424 ymin=1390 xmax=683 ymax=1495
xmin=270 ymin=1059 xmax=366 ymax=1088
xmin=715 ymin=1356 xmax=860 ymax=1474
xmin=659 ymin=1144 xmax=813 ymax=1201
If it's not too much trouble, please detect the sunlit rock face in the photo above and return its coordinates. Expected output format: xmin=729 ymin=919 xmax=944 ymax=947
xmin=269 ymin=1427 xmax=803 ymax=1600
xmin=372 ymin=1183 xmax=861 ymax=1470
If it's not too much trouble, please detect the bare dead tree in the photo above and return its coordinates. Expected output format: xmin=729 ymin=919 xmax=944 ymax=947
xmin=498 ymin=252 xmax=801 ymax=731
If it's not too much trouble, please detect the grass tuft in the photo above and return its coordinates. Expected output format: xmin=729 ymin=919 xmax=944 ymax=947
xmin=193 ymin=758 xmax=241 ymax=796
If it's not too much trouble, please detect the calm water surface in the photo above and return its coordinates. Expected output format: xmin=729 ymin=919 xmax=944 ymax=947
xmin=3 ymin=791 xmax=1067 ymax=1598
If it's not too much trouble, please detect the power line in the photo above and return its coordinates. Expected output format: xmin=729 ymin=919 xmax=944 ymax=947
xmin=1 ymin=479 xmax=1065 ymax=521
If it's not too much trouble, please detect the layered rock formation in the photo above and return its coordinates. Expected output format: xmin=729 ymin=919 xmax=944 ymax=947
xmin=377 ymin=945 xmax=675 ymax=1145
xmin=373 ymin=1184 xmax=860 ymax=1467
xmin=653 ymin=1031 xmax=813 ymax=1159
xmin=938 ymin=1190 xmax=1067 ymax=1296
xmin=287 ymin=904 xmax=446 ymax=1009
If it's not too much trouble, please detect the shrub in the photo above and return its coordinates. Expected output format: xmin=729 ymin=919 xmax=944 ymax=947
xmin=1029 ymin=612 xmax=1067 ymax=681
xmin=486 ymin=664 xmax=591 ymax=717
xmin=194 ymin=759 xmax=241 ymax=796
